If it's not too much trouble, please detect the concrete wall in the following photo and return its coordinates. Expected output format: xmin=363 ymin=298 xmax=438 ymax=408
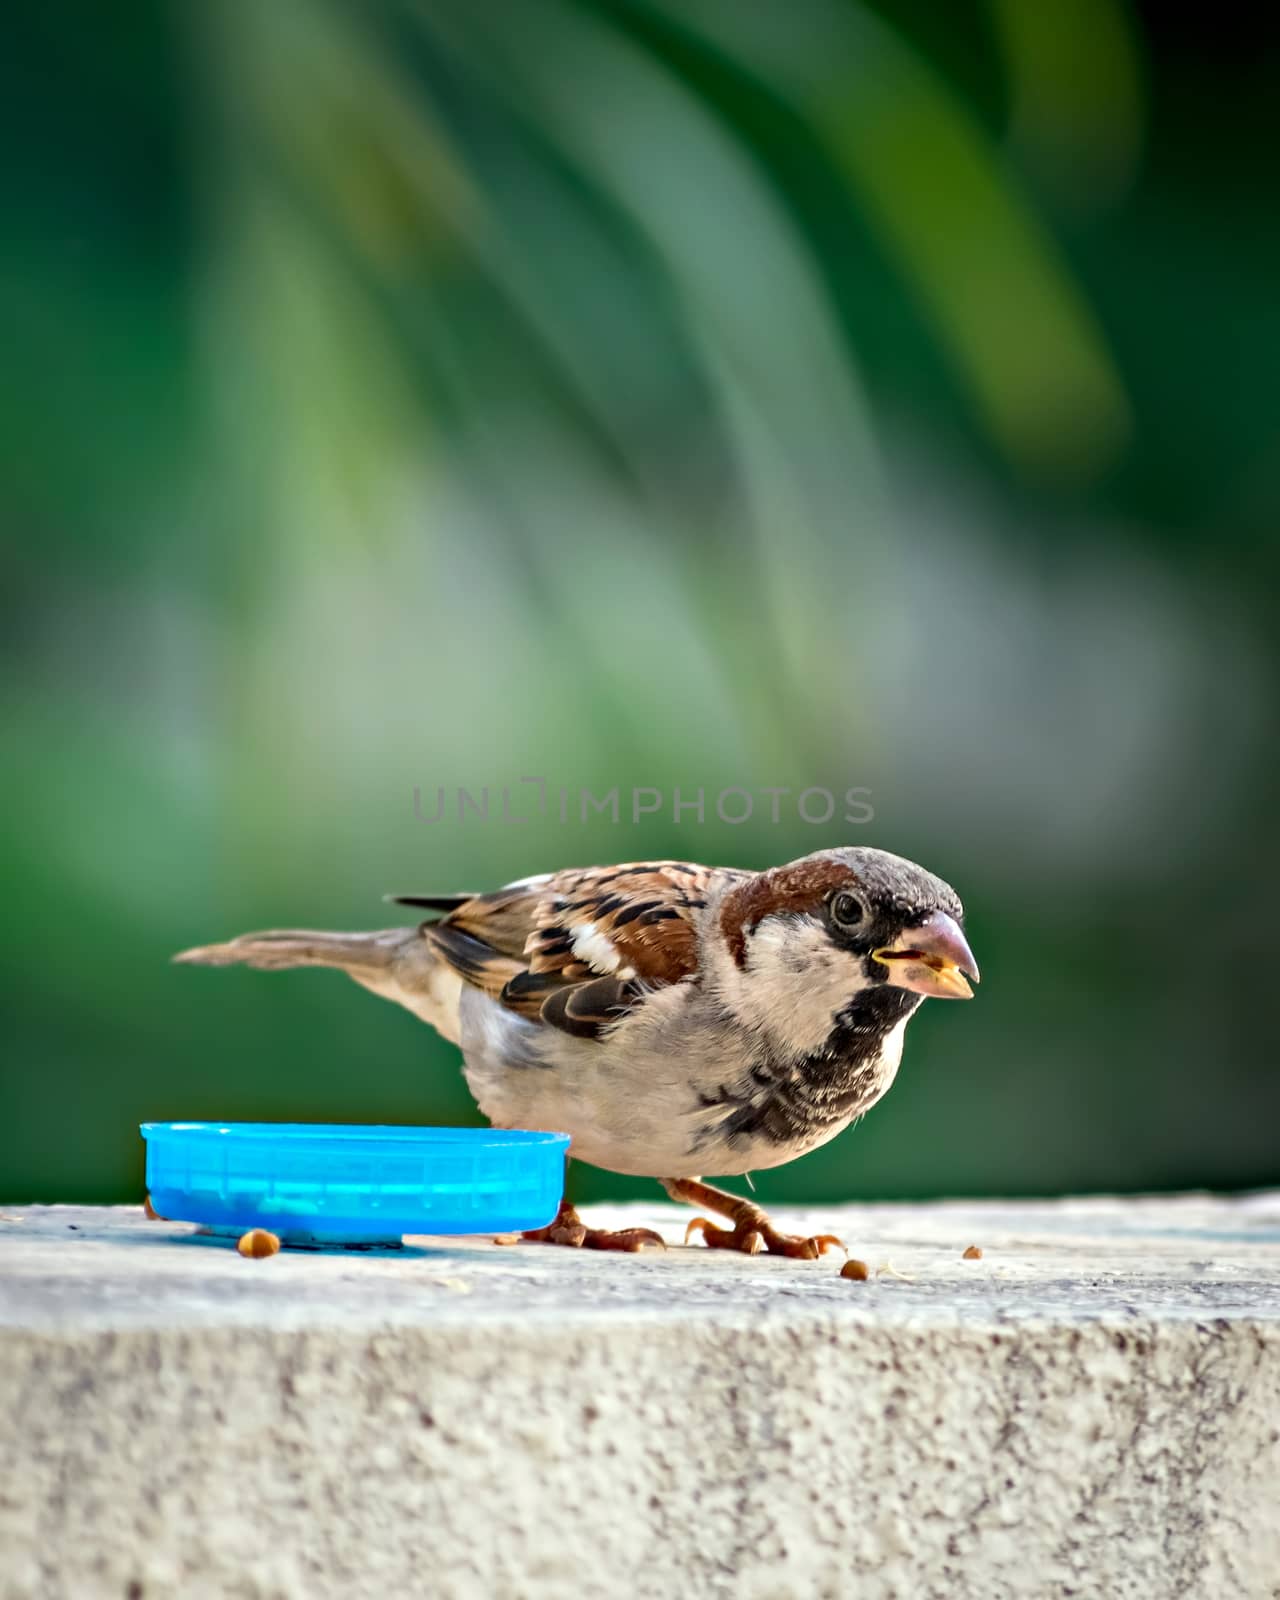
xmin=2 ymin=1197 xmax=1278 ymax=1599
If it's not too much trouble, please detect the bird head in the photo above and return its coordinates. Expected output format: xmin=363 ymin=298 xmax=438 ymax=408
xmin=816 ymin=846 xmax=978 ymax=1001
xmin=715 ymin=847 xmax=979 ymax=1048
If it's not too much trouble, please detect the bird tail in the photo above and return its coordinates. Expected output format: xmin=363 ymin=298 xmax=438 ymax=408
xmin=173 ymin=927 xmax=410 ymax=977
xmin=173 ymin=926 xmax=462 ymax=1042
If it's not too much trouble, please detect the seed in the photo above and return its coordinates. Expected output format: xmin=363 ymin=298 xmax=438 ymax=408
xmin=840 ymin=1258 xmax=870 ymax=1281
xmin=962 ymin=1245 xmax=983 ymax=1260
xmin=237 ymin=1228 xmax=281 ymax=1259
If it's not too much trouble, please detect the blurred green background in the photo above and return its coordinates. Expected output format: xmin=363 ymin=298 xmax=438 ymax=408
xmin=3 ymin=0 xmax=1277 ymax=1209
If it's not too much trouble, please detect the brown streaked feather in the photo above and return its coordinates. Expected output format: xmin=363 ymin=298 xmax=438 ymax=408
xmin=498 ymin=968 xmax=567 ymax=1021
xmin=525 ymin=861 xmax=741 ymax=987
xmin=423 ymin=861 xmax=750 ymax=1039
xmin=422 ymin=922 xmax=522 ymax=1001
xmin=439 ymin=887 xmax=543 ymax=961
xmin=539 ymin=975 xmax=643 ymax=1039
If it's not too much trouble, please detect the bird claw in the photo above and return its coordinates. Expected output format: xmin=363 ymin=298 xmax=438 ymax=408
xmin=684 ymin=1214 xmax=845 ymax=1259
xmin=514 ymin=1204 xmax=666 ymax=1252
xmin=684 ymin=1215 xmax=758 ymax=1252
xmin=580 ymin=1226 xmax=667 ymax=1253
xmin=805 ymin=1234 xmax=847 ymax=1259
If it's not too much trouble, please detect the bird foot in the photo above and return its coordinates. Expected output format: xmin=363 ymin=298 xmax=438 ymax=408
xmin=684 ymin=1213 xmax=845 ymax=1260
xmin=499 ymin=1200 xmax=666 ymax=1253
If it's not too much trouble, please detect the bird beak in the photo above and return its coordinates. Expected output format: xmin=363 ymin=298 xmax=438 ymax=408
xmin=873 ymin=911 xmax=980 ymax=1000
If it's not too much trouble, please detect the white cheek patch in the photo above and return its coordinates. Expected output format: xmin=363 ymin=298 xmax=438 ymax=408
xmin=570 ymin=921 xmax=637 ymax=981
xmin=736 ymin=913 xmax=870 ymax=1059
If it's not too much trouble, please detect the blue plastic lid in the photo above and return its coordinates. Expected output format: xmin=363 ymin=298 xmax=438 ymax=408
xmin=141 ymin=1122 xmax=569 ymax=1246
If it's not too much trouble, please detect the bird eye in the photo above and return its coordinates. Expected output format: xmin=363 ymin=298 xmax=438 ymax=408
xmin=830 ymin=892 xmax=864 ymax=929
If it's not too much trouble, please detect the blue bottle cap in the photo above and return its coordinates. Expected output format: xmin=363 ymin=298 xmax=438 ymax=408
xmin=141 ymin=1122 xmax=569 ymax=1247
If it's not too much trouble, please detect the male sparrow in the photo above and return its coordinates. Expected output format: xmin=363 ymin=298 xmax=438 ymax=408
xmin=175 ymin=846 xmax=978 ymax=1257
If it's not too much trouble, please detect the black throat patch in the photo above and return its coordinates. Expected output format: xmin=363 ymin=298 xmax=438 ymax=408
xmin=692 ymin=987 xmax=922 ymax=1157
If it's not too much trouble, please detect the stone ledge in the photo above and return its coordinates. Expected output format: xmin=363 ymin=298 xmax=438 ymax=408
xmin=2 ymin=1196 xmax=1278 ymax=1599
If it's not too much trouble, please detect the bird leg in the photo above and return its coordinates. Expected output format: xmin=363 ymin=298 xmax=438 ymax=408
xmin=508 ymin=1197 xmax=666 ymax=1253
xmin=661 ymin=1177 xmax=845 ymax=1260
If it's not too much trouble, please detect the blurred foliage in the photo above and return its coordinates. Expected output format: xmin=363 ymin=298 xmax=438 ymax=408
xmin=2 ymin=1 xmax=1278 ymax=1207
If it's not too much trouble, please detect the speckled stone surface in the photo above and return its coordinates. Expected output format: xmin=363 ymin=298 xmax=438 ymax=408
xmin=2 ymin=1195 xmax=1278 ymax=1599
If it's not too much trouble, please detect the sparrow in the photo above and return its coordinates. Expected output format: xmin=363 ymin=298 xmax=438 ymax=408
xmin=175 ymin=846 xmax=979 ymax=1257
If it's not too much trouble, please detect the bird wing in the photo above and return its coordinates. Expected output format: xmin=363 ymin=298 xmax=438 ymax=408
xmin=407 ymin=861 xmax=748 ymax=1039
